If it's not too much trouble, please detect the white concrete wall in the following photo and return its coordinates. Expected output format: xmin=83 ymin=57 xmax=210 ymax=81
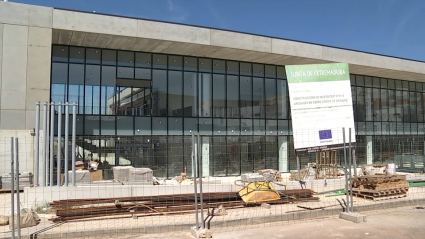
xmin=0 ymin=1 xmax=52 ymax=130
xmin=0 ymin=2 xmax=53 ymax=186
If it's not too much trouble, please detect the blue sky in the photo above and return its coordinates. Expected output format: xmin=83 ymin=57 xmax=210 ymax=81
xmin=13 ymin=0 xmax=425 ymax=61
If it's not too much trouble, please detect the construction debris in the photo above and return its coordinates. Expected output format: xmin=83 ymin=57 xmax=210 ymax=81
xmin=350 ymin=174 xmax=409 ymax=200
xmin=50 ymin=189 xmax=318 ymax=222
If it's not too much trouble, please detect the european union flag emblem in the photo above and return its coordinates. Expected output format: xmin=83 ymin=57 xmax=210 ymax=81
xmin=319 ymin=130 xmax=332 ymax=140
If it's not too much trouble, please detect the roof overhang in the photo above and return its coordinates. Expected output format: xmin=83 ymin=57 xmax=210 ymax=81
xmin=51 ymin=8 xmax=425 ymax=82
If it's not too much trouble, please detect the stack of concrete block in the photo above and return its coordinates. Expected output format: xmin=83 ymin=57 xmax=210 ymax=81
xmin=112 ymin=166 xmax=134 ymax=182
xmin=241 ymin=173 xmax=264 ymax=182
xmin=68 ymin=170 xmax=91 ymax=185
xmin=1 ymin=173 xmax=34 ymax=190
xmin=128 ymin=168 xmax=153 ymax=185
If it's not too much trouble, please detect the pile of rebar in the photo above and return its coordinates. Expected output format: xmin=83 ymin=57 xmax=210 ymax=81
xmin=50 ymin=189 xmax=317 ymax=221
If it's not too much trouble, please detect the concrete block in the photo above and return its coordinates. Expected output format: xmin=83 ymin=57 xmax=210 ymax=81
xmin=138 ymin=20 xmax=210 ymax=45
xmin=53 ymin=9 xmax=138 ymax=37
xmin=190 ymin=227 xmax=212 ymax=239
xmin=211 ymin=29 xmax=271 ymax=52
xmin=339 ymin=212 xmax=367 ymax=223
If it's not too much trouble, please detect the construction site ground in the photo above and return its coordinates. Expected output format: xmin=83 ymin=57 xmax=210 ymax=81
xmin=1 ymin=173 xmax=425 ymax=239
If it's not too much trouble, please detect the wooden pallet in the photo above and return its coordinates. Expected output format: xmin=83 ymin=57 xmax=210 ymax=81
xmin=350 ymin=187 xmax=409 ymax=197
xmin=352 ymin=192 xmax=407 ymax=201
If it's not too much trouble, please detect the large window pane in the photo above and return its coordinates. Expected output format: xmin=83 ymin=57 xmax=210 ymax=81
xmin=117 ymin=116 xmax=133 ymax=135
xmin=265 ymin=78 xmax=277 ymax=119
xmin=403 ymin=91 xmax=410 ymax=122
xmin=152 ymin=70 xmax=167 ymax=116
xmin=51 ymin=62 xmax=68 ymax=105
xmin=213 ymin=74 xmax=225 ymax=117
xmin=410 ymin=92 xmax=417 ymax=123
xmin=102 ymin=49 xmax=116 ymax=65
xmin=183 ymin=72 xmax=197 ymax=117
xmin=240 ymin=76 xmax=252 ymax=118
xmin=85 ymin=65 xmax=100 ymax=114
xmin=52 ymin=46 xmax=68 ymax=62
xmin=118 ymin=51 xmax=134 ymax=67
xmin=68 ymin=64 xmax=84 ymax=113
xmin=381 ymin=89 xmax=388 ymax=122
xmin=388 ymin=90 xmax=396 ymax=122
xmin=277 ymin=80 xmax=288 ymax=119
xmin=365 ymin=88 xmax=373 ymax=121
xmin=227 ymin=75 xmax=239 ymax=118
xmin=418 ymin=92 xmax=424 ymax=123
xmin=199 ymin=73 xmax=212 ymax=117
xmin=168 ymin=55 xmax=183 ymax=71
xmin=395 ymin=91 xmax=403 ymax=122
xmin=168 ymin=71 xmax=183 ymax=116
xmin=152 ymin=54 xmax=167 ymax=69
xmin=135 ymin=117 xmax=151 ymax=135
xmin=69 ymin=47 xmax=85 ymax=63
xmin=253 ymin=77 xmax=265 ymax=118
xmin=168 ymin=117 xmax=183 ymax=135
xmin=373 ymin=88 xmax=381 ymax=121
xmin=101 ymin=66 xmax=116 ymax=115
xmin=135 ymin=52 xmax=151 ymax=68
xmin=199 ymin=118 xmax=213 ymax=135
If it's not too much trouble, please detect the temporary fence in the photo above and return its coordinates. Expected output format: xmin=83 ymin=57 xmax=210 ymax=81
xmin=1 ymin=121 xmax=425 ymax=238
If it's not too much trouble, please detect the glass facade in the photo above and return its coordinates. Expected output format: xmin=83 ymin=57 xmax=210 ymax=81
xmin=51 ymin=45 xmax=425 ymax=177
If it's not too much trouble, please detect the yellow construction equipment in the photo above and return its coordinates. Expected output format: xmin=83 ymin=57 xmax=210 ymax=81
xmin=236 ymin=180 xmax=281 ymax=203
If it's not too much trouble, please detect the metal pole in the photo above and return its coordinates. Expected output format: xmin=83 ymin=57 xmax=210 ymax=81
xmin=342 ymin=128 xmax=350 ymax=213
xmin=198 ymin=135 xmax=204 ymax=228
xmin=64 ymin=103 xmax=69 ymax=186
xmin=353 ymin=149 xmax=358 ymax=177
xmin=35 ymin=102 xmax=40 ymax=186
xmin=296 ymin=154 xmax=301 ymax=182
xmin=192 ymin=133 xmax=199 ymax=229
xmin=10 ymin=137 xmax=15 ymax=239
xmin=49 ymin=102 xmax=55 ymax=186
xmin=57 ymin=103 xmax=62 ymax=187
xmin=348 ymin=128 xmax=354 ymax=212
xmin=72 ymin=103 xmax=77 ymax=186
xmin=42 ymin=102 xmax=48 ymax=186
xmin=15 ymin=138 xmax=21 ymax=239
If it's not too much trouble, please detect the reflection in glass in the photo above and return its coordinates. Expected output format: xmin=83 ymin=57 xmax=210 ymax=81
xmin=101 ymin=66 xmax=116 ymax=115
xmin=265 ymin=78 xmax=277 ymax=119
xmin=253 ymin=78 xmax=265 ymax=118
xmin=68 ymin=64 xmax=84 ymax=113
xmin=85 ymin=65 xmax=100 ymax=114
xmin=227 ymin=75 xmax=239 ymax=118
xmin=240 ymin=76 xmax=252 ymax=118
xmin=51 ymin=63 xmax=68 ymax=106
xmin=152 ymin=70 xmax=167 ymax=116
xmin=213 ymin=74 xmax=226 ymax=117
xmin=277 ymin=80 xmax=288 ymax=119
xmin=184 ymin=72 xmax=197 ymax=117
xmin=168 ymin=71 xmax=183 ymax=116
xmin=199 ymin=73 xmax=212 ymax=117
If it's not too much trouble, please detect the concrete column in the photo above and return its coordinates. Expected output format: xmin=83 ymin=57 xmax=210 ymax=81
xmin=366 ymin=135 xmax=373 ymax=164
xmin=202 ymin=137 xmax=210 ymax=177
xmin=278 ymin=136 xmax=288 ymax=172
